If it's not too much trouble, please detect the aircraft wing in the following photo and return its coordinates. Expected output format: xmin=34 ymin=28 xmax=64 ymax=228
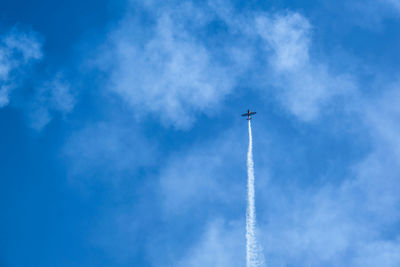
xmin=241 ymin=113 xmax=249 ymax=116
xmin=249 ymin=112 xmax=256 ymax=115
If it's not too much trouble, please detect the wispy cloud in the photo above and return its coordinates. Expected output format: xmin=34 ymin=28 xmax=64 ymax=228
xmin=176 ymin=219 xmax=245 ymax=267
xmin=63 ymin=120 xmax=157 ymax=184
xmin=96 ymin=1 xmax=360 ymax=128
xmin=255 ymin=12 xmax=356 ymax=121
xmin=56 ymin=1 xmax=400 ymax=266
xmin=153 ymin=80 xmax=400 ymax=266
xmin=352 ymin=239 xmax=400 ymax=267
xmin=28 ymin=73 xmax=76 ymax=130
xmin=383 ymin=0 xmax=400 ymax=12
xmin=198 ymin=4 xmax=358 ymax=121
xmin=159 ymin=127 xmax=246 ymax=214
xmin=98 ymin=2 xmax=235 ymax=129
xmin=254 ymin=84 xmax=400 ymax=266
xmin=0 ymin=27 xmax=42 ymax=107
xmin=0 ymin=27 xmax=77 ymax=131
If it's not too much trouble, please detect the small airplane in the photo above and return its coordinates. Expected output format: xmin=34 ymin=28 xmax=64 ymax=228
xmin=241 ymin=110 xmax=256 ymax=120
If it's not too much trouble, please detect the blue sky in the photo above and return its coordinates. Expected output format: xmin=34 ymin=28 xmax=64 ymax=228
xmin=1 ymin=0 xmax=400 ymax=266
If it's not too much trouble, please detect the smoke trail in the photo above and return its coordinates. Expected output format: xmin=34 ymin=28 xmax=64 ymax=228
xmin=246 ymin=120 xmax=262 ymax=267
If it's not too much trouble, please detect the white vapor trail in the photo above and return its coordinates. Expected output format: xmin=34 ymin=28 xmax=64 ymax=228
xmin=246 ymin=120 xmax=262 ymax=267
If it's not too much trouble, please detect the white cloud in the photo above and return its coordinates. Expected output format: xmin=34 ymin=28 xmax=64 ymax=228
xmin=347 ymin=85 xmax=400 ymax=223
xmin=64 ymin=2 xmax=400 ymax=266
xmin=159 ymin=127 xmax=248 ymax=214
xmin=383 ymin=0 xmax=400 ymax=11
xmin=29 ymin=73 xmax=76 ymax=130
xmin=155 ymin=83 xmax=400 ymax=266
xmin=322 ymin=0 xmax=400 ymax=30
xmin=257 ymin=84 xmax=400 ymax=266
xmin=97 ymin=2 xmax=360 ymax=127
xmin=3 ymin=30 xmax=42 ymax=62
xmin=87 ymin=4 xmax=400 ymax=265
xmin=0 ymin=27 xmax=74 ymax=131
xmin=0 ymin=28 xmax=42 ymax=107
xmin=202 ymin=7 xmax=357 ymax=121
xmin=256 ymin=13 xmax=311 ymax=72
xmin=352 ymin=239 xmax=400 ymax=267
xmin=63 ymin=120 xmax=157 ymax=183
xmin=99 ymin=4 xmax=235 ymax=129
xmin=363 ymin=86 xmax=400 ymax=158
xmin=176 ymin=220 xmax=245 ymax=267
xmin=255 ymin=12 xmax=356 ymax=121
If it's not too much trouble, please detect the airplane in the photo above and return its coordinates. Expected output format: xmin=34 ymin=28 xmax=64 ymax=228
xmin=241 ymin=110 xmax=256 ymax=120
